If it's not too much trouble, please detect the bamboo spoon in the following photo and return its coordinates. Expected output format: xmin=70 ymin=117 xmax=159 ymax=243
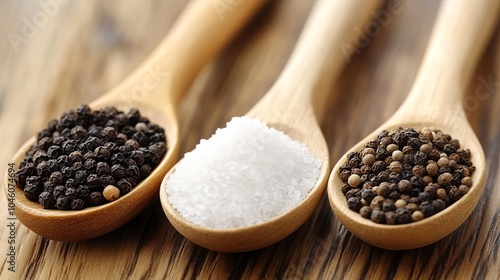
xmin=4 ymin=0 xmax=267 ymax=242
xmin=160 ymin=0 xmax=384 ymax=252
xmin=328 ymin=0 xmax=499 ymax=250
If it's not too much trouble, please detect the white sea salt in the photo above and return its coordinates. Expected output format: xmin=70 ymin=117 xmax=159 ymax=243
xmin=166 ymin=117 xmax=322 ymax=229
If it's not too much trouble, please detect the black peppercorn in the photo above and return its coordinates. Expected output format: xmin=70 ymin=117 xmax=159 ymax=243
xmin=385 ymin=211 xmax=397 ymax=225
xmin=395 ymin=208 xmax=412 ymax=224
xmin=94 ymin=146 xmax=110 ymax=161
xmin=39 ymin=191 xmax=55 ymax=209
xmin=111 ymin=164 xmax=126 ymax=178
xmin=76 ymin=185 xmax=90 ymax=198
xmin=382 ymin=200 xmax=396 ymax=212
xmin=56 ymin=196 xmax=70 ymax=210
xmin=432 ymin=199 xmax=446 ymax=212
xmin=65 ymin=178 xmax=77 ymax=189
xmin=420 ymin=201 xmax=435 ymax=217
xmin=100 ymin=175 xmax=115 ymax=187
xmin=360 ymin=188 xmax=376 ymax=203
xmin=69 ymin=151 xmax=84 ymax=162
xmin=47 ymin=146 xmax=63 ymax=159
xmin=117 ymin=178 xmax=133 ymax=194
xmin=96 ymin=162 xmax=110 ymax=175
xmin=341 ymin=183 xmax=351 ymax=195
xmin=17 ymin=106 xmax=168 ymax=210
xmin=65 ymin=187 xmax=77 ymax=199
xmin=86 ymin=174 xmax=101 ymax=187
xmin=70 ymin=198 xmax=85 ymax=210
xmin=84 ymin=159 xmax=97 ymax=171
xmin=347 ymin=197 xmax=362 ymax=212
xmin=74 ymin=170 xmax=88 ymax=183
xmin=61 ymin=167 xmax=73 ymax=178
xmin=359 ymin=206 xmax=372 ymax=219
xmin=53 ymin=185 xmax=65 ymax=198
xmin=371 ymin=208 xmax=385 ymax=223
xmin=88 ymin=191 xmax=105 ymax=206
xmin=24 ymin=184 xmax=41 ymax=201
xmin=49 ymin=172 xmax=63 ymax=185
xmin=140 ymin=164 xmax=152 ymax=179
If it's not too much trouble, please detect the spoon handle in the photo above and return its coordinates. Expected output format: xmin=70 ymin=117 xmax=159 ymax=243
xmin=250 ymin=0 xmax=384 ymax=120
xmin=111 ymin=0 xmax=267 ymax=106
xmin=396 ymin=0 xmax=500 ymax=121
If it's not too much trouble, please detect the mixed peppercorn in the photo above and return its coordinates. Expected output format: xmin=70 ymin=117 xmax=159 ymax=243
xmin=15 ymin=105 xmax=167 ymax=210
xmin=339 ymin=127 xmax=475 ymax=224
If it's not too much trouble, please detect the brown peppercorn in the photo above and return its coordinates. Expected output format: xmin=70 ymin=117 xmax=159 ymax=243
xmin=395 ymin=199 xmax=406 ymax=208
xmin=411 ymin=210 xmax=424 ymax=222
xmin=426 ymin=162 xmax=439 ymax=177
xmin=449 ymin=153 xmax=460 ymax=163
xmin=422 ymin=175 xmax=433 ymax=185
xmin=412 ymin=165 xmax=426 ymax=177
xmin=392 ymin=150 xmax=403 ymax=161
xmin=376 ymin=182 xmax=390 ymax=197
xmin=362 ymin=154 xmax=376 ymax=166
xmin=462 ymin=167 xmax=470 ymax=177
xmin=389 ymin=161 xmax=403 ymax=174
xmin=348 ymin=174 xmax=361 ymax=187
xmin=402 ymin=146 xmax=413 ymax=155
xmin=398 ymin=180 xmax=412 ymax=193
xmin=406 ymin=203 xmax=419 ymax=213
xmin=421 ymin=128 xmax=433 ymax=140
xmin=380 ymin=137 xmax=394 ymax=147
xmin=360 ymin=147 xmax=376 ymax=158
xmin=437 ymin=157 xmax=449 ymax=168
xmin=103 ymin=185 xmax=120 ymax=201
xmin=461 ymin=176 xmax=472 ymax=187
xmin=436 ymin=188 xmax=447 ymax=200
xmin=437 ymin=173 xmax=452 ymax=186
xmin=458 ymin=185 xmax=469 ymax=196
xmin=386 ymin=144 xmax=399 ymax=154
xmin=370 ymin=196 xmax=385 ymax=209
xmin=419 ymin=143 xmax=432 ymax=155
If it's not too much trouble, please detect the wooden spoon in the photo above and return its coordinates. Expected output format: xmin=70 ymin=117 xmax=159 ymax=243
xmin=160 ymin=0 xmax=384 ymax=252
xmin=328 ymin=0 xmax=498 ymax=250
xmin=4 ymin=0 xmax=267 ymax=242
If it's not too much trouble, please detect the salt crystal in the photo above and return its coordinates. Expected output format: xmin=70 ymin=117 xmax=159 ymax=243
xmin=166 ymin=116 xmax=322 ymax=229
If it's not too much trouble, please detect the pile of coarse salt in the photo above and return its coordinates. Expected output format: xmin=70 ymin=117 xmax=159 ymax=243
xmin=166 ymin=117 xmax=322 ymax=229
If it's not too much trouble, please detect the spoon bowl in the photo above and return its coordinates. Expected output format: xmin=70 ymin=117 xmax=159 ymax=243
xmin=4 ymin=0 xmax=267 ymax=242
xmin=160 ymin=0 xmax=383 ymax=252
xmin=329 ymin=121 xmax=486 ymax=250
xmin=327 ymin=0 xmax=497 ymax=250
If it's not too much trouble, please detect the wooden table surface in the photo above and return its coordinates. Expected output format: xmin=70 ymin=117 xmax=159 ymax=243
xmin=1 ymin=0 xmax=499 ymax=279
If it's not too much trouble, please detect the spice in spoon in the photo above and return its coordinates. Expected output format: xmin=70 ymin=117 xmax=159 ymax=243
xmin=338 ymin=127 xmax=475 ymax=224
xmin=15 ymin=105 xmax=167 ymax=210
xmin=166 ymin=117 xmax=322 ymax=228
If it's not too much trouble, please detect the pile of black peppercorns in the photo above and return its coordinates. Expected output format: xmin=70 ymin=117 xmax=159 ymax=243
xmin=15 ymin=105 xmax=167 ymax=210
xmin=338 ymin=127 xmax=475 ymax=224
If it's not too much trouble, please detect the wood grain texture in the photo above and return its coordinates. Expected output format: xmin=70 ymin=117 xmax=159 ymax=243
xmin=0 ymin=0 xmax=499 ymax=279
